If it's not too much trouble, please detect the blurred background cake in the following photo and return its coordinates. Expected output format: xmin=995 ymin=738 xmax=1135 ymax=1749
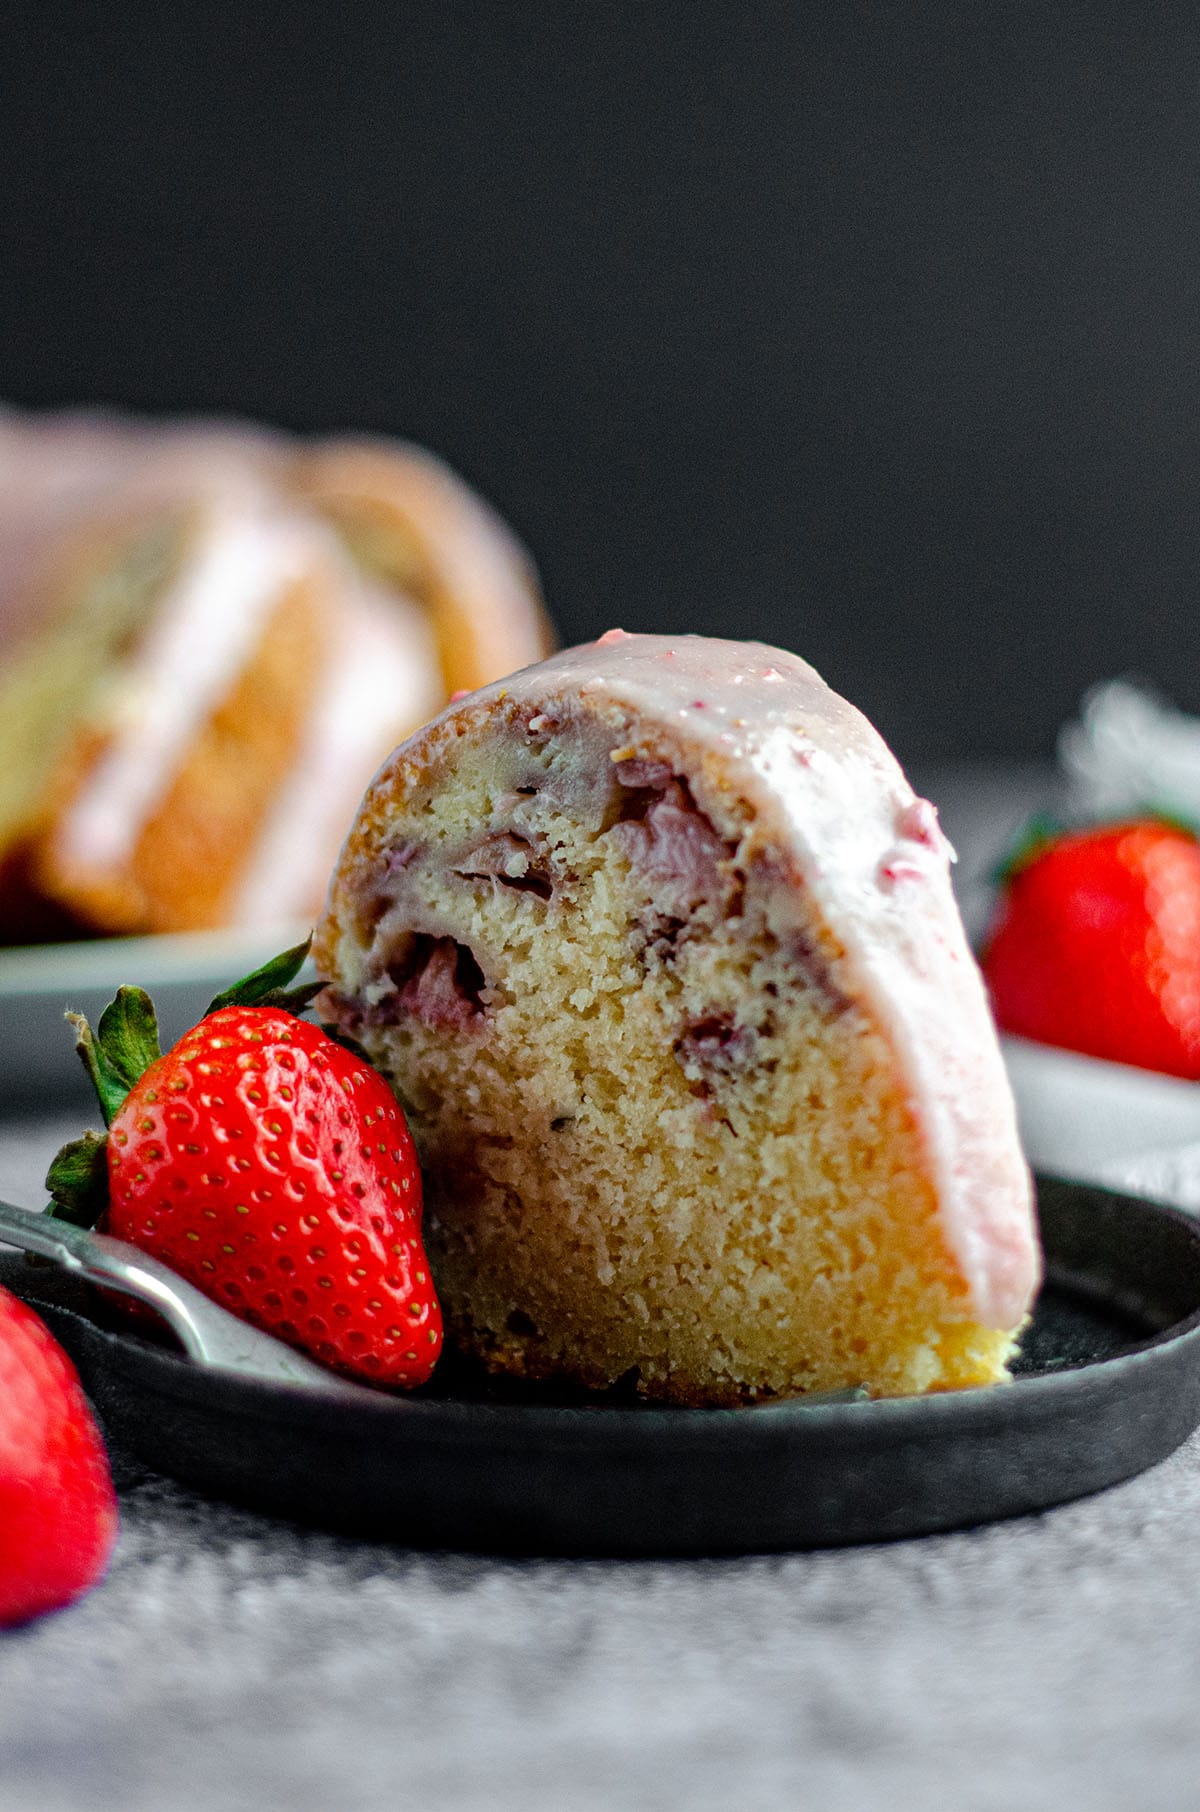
xmin=0 ymin=408 xmax=553 ymax=941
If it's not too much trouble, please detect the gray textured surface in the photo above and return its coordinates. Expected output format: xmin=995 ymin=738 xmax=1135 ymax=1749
xmin=2 ymin=771 xmax=1199 ymax=1812
xmin=5 ymin=1435 xmax=1200 ymax=1812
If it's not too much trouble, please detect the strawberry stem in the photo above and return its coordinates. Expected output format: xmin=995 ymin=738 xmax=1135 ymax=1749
xmin=44 ymin=937 xmax=325 ymax=1233
xmin=68 ymin=986 xmax=162 ymax=1126
xmin=62 ymin=939 xmax=317 ymax=1136
xmin=992 ymin=812 xmax=1066 ymax=886
xmin=45 ymin=1131 xmax=110 ymax=1227
xmin=206 ymin=934 xmax=319 ymax=1016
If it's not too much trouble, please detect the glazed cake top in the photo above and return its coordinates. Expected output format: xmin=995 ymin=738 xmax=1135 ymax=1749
xmin=324 ymin=629 xmax=1040 ymax=1331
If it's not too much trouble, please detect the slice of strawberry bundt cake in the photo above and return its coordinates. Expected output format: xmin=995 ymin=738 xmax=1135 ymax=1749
xmin=315 ymin=631 xmax=1040 ymax=1403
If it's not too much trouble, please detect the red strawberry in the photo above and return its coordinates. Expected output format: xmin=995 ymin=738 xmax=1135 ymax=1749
xmin=982 ymin=819 xmax=1200 ymax=1078
xmin=46 ymin=940 xmax=442 ymax=1388
xmin=0 ymin=1285 xmax=118 ymax=1625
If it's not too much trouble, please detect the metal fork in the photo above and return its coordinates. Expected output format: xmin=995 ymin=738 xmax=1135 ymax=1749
xmin=0 ymin=1198 xmax=365 ymax=1395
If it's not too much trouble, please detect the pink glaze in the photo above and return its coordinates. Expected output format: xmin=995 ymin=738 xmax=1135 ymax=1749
xmin=896 ymin=796 xmax=955 ymax=859
xmin=878 ymin=856 xmax=929 ymax=886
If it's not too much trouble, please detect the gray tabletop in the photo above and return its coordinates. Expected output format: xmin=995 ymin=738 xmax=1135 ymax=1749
xmin=2 ymin=767 xmax=1198 ymax=1812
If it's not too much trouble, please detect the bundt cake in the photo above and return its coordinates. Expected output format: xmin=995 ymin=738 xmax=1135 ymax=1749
xmin=315 ymin=631 xmax=1040 ymax=1404
xmin=0 ymin=407 xmax=553 ymax=939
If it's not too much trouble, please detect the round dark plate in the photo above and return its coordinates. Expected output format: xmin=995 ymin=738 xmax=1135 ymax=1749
xmin=6 ymin=1174 xmax=1200 ymax=1557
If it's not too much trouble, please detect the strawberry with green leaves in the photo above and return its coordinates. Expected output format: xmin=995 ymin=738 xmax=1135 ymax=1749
xmin=47 ymin=940 xmax=442 ymax=1388
xmin=983 ymin=819 xmax=1200 ymax=1079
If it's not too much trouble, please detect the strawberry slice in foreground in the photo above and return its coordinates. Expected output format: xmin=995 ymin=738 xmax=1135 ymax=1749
xmin=0 ymin=1284 xmax=118 ymax=1626
xmin=46 ymin=939 xmax=442 ymax=1388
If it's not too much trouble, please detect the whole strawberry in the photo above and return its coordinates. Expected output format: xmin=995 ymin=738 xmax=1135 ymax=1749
xmin=982 ymin=819 xmax=1200 ymax=1078
xmin=0 ymin=1285 xmax=118 ymax=1625
xmin=47 ymin=940 xmax=441 ymax=1388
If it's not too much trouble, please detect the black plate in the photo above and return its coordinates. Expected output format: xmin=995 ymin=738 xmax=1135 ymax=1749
xmin=6 ymin=1174 xmax=1200 ymax=1557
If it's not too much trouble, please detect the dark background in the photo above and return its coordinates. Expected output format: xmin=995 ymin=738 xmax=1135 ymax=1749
xmin=3 ymin=2 xmax=1199 ymax=763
